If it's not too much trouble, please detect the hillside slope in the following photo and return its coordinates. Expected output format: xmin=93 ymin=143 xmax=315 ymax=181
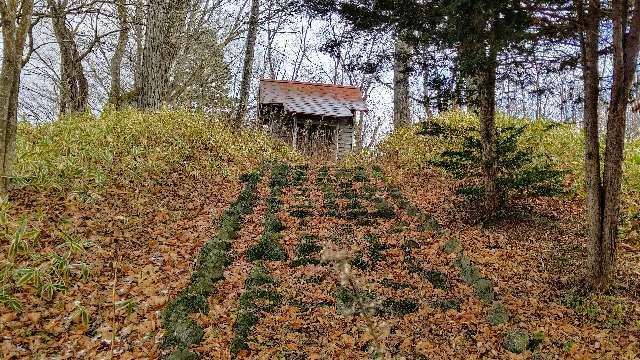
xmin=1 ymin=110 xmax=299 ymax=358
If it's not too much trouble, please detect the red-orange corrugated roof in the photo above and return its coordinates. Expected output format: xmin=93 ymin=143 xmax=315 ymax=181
xmin=259 ymin=79 xmax=368 ymax=118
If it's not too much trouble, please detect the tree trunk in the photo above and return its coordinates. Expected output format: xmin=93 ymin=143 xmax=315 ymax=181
xmin=354 ymin=111 xmax=364 ymax=151
xmin=47 ymin=0 xmax=89 ymax=115
xmin=592 ymin=0 xmax=640 ymax=291
xmin=579 ymin=0 xmax=640 ymax=292
xmin=577 ymin=0 xmax=605 ymax=290
xmin=137 ymin=0 xmax=190 ymax=109
xmin=108 ymin=0 xmax=129 ymax=108
xmin=132 ymin=0 xmax=145 ymax=95
xmin=393 ymin=34 xmax=412 ymax=128
xmin=477 ymin=48 xmax=500 ymax=218
xmin=0 ymin=0 xmax=35 ymax=195
xmin=422 ymin=48 xmax=432 ymax=119
xmin=235 ymin=0 xmax=260 ymax=127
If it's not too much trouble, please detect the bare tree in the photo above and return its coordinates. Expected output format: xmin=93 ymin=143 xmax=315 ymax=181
xmin=137 ymin=0 xmax=191 ymax=109
xmin=0 ymin=0 xmax=35 ymax=194
xmin=235 ymin=0 xmax=259 ymax=126
xmin=107 ymin=0 xmax=128 ymax=108
xmin=46 ymin=0 xmax=90 ymax=114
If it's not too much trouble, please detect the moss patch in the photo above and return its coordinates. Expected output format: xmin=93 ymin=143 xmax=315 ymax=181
xmin=379 ymin=298 xmax=420 ymax=315
xmin=231 ymin=263 xmax=280 ymax=356
xmin=430 ymin=298 xmax=462 ymax=311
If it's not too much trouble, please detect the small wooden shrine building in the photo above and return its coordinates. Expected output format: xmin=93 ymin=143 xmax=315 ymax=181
xmin=258 ymin=79 xmax=368 ymax=159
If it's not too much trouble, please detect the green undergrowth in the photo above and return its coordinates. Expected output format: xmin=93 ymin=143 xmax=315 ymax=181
xmin=561 ymin=287 xmax=630 ymax=328
xmin=231 ymin=262 xmax=281 ymax=356
xmin=378 ymin=110 xmax=640 ymax=240
xmin=0 ymin=201 xmax=92 ymax=313
xmin=15 ymin=110 xmax=299 ymax=197
xmin=247 ymin=164 xmax=289 ymax=262
xmin=163 ymin=171 xmax=260 ymax=354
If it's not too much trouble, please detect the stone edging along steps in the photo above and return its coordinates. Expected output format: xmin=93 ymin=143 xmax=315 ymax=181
xmin=162 ymin=170 xmax=261 ymax=359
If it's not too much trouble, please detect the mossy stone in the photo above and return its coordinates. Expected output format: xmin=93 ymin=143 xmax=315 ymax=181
xmin=503 ymin=328 xmax=531 ymax=354
xmin=167 ymin=349 xmax=199 ymax=360
xmin=443 ymin=239 xmax=463 ymax=254
xmin=379 ymin=298 xmax=419 ymax=315
xmin=422 ymin=270 xmax=449 ymax=290
xmin=247 ymin=235 xmax=288 ymax=261
xmin=473 ymin=278 xmax=496 ymax=302
xmin=163 ymin=318 xmax=204 ymax=350
xmin=487 ymin=302 xmax=509 ymax=325
xmin=335 ymin=287 xmax=357 ymax=315
xmin=454 ymin=254 xmax=481 ymax=283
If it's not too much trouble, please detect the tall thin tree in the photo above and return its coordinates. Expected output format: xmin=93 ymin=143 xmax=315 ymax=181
xmin=393 ymin=34 xmax=412 ymax=128
xmin=137 ymin=0 xmax=191 ymax=109
xmin=108 ymin=0 xmax=129 ymax=108
xmin=577 ymin=0 xmax=640 ymax=291
xmin=47 ymin=0 xmax=89 ymax=114
xmin=235 ymin=0 xmax=260 ymax=127
xmin=0 ymin=0 xmax=34 ymax=195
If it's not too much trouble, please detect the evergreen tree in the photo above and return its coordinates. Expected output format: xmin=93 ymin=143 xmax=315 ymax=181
xmin=308 ymin=0 xmax=568 ymax=219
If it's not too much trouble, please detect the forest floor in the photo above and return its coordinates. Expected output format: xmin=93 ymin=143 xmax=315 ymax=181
xmin=2 ymin=163 xmax=640 ymax=359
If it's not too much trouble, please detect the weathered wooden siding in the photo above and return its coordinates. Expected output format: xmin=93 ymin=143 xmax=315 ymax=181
xmin=336 ymin=119 xmax=354 ymax=159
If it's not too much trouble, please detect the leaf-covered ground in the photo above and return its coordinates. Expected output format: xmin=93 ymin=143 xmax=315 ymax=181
xmin=2 ymin=162 xmax=639 ymax=359
xmin=166 ymin=163 xmax=639 ymax=359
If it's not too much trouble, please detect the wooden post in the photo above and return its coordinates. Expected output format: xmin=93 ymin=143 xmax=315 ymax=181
xmin=292 ymin=116 xmax=298 ymax=150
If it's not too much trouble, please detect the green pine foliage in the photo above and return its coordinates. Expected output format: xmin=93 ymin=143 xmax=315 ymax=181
xmin=422 ymin=121 xmax=566 ymax=207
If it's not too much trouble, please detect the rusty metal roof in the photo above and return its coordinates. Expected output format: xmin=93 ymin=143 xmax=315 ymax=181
xmin=259 ymin=79 xmax=368 ymax=118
